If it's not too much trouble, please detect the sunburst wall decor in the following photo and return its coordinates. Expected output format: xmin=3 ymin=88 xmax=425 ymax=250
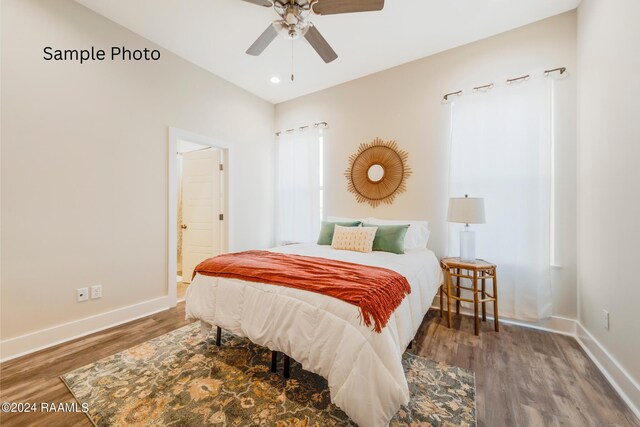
xmin=345 ymin=138 xmax=412 ymax=208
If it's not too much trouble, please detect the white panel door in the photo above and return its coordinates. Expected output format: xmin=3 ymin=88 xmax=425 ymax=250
xmin=181 ymin=148 xmax=221 ymax=283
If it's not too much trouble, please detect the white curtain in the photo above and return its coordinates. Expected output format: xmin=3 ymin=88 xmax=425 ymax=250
xmin=276 ymin=127 xmax=321 ymax=244
xmin=447 ymin=78 xmax=553 ymax=321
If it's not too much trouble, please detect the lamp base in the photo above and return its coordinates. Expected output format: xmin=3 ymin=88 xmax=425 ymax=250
xmin=459 ymin=229 xmax=476 ymax=262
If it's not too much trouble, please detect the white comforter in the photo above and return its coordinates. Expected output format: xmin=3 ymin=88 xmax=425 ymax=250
xmin=185 ymin=243 xmax=442 ymax=427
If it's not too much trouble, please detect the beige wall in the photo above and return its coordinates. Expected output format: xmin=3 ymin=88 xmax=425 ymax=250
xmin=577 ymin=0 xmax=640 ymax=396
xmin=0 ymin=0 xmax=275 ymax=341
xmin=275 ymin=12 xmax=578 ymax=319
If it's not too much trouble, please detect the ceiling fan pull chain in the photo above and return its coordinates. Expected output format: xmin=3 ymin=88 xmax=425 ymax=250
xmin=291 ymin=39 xmax=295 ymax=82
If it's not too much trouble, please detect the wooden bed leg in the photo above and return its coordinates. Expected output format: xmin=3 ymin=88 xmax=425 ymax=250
xmin=215 ymin=326 xmax=222 ymax=347
xmin=283 ymin=355 xmax=291 ymax=379
xmin=270 ymin=351 xmax=278 ymax=373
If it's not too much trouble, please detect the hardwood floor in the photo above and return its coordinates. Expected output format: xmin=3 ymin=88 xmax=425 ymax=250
xmin=415 ymin=310 xmax=639 ymax=427
xmin=1 ymin=304 xmax=637 ymax=427
xmin=0 ymin=304 xmax=192 ymax=427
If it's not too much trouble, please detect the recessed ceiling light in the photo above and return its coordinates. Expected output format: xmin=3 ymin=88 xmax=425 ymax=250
xmin=270 ymin=76 xmax=281 ymax=84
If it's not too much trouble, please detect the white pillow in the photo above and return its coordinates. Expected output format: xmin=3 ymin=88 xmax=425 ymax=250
xmin=366 ymin=218 xmax=430 ymax=249
xmin=327 ymin=216 xmax=366 ymax=224
xmin=331 ymin=225 xmax=377 ymax=253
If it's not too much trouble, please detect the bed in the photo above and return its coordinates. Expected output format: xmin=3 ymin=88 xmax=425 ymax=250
xmin=185 ymin=242 xmax=442 ymax=427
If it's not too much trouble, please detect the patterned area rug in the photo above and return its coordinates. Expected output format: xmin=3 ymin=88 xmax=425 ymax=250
xmin=62 ymin=323 xmax=475 ymax=426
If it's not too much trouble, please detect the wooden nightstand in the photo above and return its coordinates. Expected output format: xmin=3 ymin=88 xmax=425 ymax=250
xmin=440 ymin=257 xmax=499 ymax=336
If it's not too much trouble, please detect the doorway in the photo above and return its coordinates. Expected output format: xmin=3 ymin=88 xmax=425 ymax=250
xmin=169 ymin=128 xmax=230 ymax=304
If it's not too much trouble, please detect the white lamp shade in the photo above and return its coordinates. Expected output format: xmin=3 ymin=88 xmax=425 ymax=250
xmin=447 ymin=196 xmax=486 ymax=224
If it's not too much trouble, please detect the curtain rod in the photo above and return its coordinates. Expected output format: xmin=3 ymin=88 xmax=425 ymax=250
xmin=442 ymin=66 xmax=567 ymax=101
xmin=275 ymin=121 xmax=327 ymax=136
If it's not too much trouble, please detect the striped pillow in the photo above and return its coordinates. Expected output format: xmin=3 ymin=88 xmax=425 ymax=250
xmin=331 ymin=225 xmax=377 ymax=253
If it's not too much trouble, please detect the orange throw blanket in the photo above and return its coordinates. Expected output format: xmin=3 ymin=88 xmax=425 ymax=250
xmin=193 ymin=250 xmax=411 ymax=333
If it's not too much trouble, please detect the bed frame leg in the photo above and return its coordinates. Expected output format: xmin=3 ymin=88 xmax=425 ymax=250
xmin=283 ymin=355 xmax=291 ymax=379
xmin=215 ymin=326 xmax=222 ymax=347
xmin=270 ymin=351 xmax=278 ymax=373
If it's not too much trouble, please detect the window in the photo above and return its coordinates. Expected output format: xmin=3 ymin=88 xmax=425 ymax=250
xmin=276 ymin=127 xmax=323 ymax=244
xmin=447 ymin=78 xmax=558 ymax=321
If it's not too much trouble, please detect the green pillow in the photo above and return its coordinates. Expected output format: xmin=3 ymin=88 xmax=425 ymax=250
xmin=363 ymin=224 xmax=409 ymax=254
xmin=317 ymin=221 xmax=361 ymax=245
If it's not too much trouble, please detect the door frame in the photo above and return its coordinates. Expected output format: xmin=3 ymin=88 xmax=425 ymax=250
xmin=168 ymin=127 xmax=233 ymax=306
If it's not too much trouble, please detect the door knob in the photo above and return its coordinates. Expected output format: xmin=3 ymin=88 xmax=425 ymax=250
xmin=181 ymin=224 xmax=187 ymax=229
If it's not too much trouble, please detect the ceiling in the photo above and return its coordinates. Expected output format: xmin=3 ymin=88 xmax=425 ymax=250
xmin=75 ymin=0 xmax=580 ymax=104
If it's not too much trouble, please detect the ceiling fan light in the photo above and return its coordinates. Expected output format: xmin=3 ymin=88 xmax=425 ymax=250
xmin=282 ymin=26 xmax=303 ymax=40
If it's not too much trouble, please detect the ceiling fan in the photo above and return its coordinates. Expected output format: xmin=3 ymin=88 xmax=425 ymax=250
xmin=242 ymin=0 xmax=385 ymax=63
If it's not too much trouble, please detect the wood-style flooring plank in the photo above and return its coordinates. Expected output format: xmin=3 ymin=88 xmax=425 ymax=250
xmin=1 ymin=304 xmax=638 ymax=426
xmin=415 ymin=310 xmax=639 ymax=427
xmin=0 ymin=304 xmax=191 ymax=427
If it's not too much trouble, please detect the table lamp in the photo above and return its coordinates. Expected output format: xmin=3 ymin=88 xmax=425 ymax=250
xmin=447 ymin=195 xmax=485 ymax=262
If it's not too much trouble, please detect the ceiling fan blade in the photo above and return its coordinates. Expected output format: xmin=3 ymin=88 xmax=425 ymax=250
xmin=312 ymin=0 xmax=384 ymax=15
xmin=240 ymin=0 xmax=273 ymax=7
xmin=246 ymin=23 xmax=279 ymax=56
xmin=304 ymin=24 xmax=338 ymax=63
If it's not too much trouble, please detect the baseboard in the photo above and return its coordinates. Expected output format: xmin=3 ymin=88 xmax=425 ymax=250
xmin=495 ymin=313 xmax=577 ymax=336
xmin=575 ymin=323 xmax=640 ymax=421
xmin=0 ymin=296 xmax=172 ymax=363
xmin=429 ymin=305 xmax=577 ymax=336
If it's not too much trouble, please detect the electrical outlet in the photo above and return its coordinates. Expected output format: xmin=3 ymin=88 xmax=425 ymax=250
xmin=603 ymin=310 xmax=610 ymax=330
xmin=91 ymin=285 xmax=102 ymax=299
xmin=77 ymin=287 xmax=89 ymax=302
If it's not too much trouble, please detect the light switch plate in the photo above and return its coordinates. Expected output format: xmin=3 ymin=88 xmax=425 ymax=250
xmin=91 ymin=285 xmax=102 ymax=299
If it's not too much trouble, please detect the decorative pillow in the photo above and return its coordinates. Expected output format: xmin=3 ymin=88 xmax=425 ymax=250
xmin=367 ymin=218 xmax=430 ymax=249
xmin=363 ymin=224 xmax=409 ymax=254
xmin=331 ymin=225 xmax=377 ymax=253
xmin=317 ymin=221 xmax=361 ymax=245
